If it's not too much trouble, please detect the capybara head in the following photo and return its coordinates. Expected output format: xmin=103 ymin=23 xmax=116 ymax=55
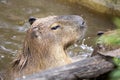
xmin=12 ymin=15 xmax=87 ymax=78
xmin=28 ymin=15 xmax=86 ymax=49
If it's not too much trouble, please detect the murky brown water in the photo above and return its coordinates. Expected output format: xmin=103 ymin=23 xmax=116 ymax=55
xmin=0 ymin=0 xmax=116 ymax=71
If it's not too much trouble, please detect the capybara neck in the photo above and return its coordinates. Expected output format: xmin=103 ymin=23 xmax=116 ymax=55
xmin=24 ymin=38 xmax=71 ymax=69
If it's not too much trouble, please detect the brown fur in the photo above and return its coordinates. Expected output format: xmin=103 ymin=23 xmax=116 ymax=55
xmin=11 ymin=15 xmax=86 ymax=79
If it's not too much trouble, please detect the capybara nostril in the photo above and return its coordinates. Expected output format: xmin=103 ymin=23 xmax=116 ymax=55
xmin=80 ymin=21 xmax=86 ymax=28
xmin=82 ymin=21 xmax=85 ymax=26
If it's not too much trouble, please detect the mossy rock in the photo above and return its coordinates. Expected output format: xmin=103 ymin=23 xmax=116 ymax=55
xmin=96 ymin=29 xmax=120 ymax=52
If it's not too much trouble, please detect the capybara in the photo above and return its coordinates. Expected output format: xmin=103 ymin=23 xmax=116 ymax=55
xmin=10 ymin=15 xmax=87 ymax=79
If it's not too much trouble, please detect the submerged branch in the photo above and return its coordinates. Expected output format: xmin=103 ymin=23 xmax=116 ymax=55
xmin=16 ymin=51 xmax=115 ymax=80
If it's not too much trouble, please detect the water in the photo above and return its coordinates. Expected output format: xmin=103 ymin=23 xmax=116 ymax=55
xmin=0 ymin=0 xmax=115 ymax=70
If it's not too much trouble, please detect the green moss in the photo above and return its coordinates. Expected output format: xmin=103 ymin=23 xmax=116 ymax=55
xmin=110 ymin=69 xmax=120 ymax=80
xmin=113 ymin=58 xmax=120 ymax=67
xmin=97 ymin=29 xmax=120 ymax=47
xmin=96 ymin=29 xmax=120 ymax=80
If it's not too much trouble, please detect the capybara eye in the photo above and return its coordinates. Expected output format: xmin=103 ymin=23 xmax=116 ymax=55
xmin=51 ymin=25 xmax=60 ymax=30
xmin=50 ymin=23 xmax=61 ymax=30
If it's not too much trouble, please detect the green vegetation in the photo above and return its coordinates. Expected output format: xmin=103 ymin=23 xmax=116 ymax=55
xmin=109 ymin=58 xmax=120 ymax=80
xmin=96 ymin=17 xmax=120 ymax=80
xmin=96 ymin=17 xmax=120 ymax=49
xmin=113 ymin=17 xmax=120 ymax=28
xmin=96 ymin=29 xmax=120 ymax=49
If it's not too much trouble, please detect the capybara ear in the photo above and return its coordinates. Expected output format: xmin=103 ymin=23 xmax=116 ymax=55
xmin=28 ymin=17 xmax=36 ymax=25
xmin=97 ymin=31 xmax=104 ymax=36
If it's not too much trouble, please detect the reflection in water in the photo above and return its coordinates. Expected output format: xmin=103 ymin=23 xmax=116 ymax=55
xmin=0 ymin=0 xmax=115 ymax=71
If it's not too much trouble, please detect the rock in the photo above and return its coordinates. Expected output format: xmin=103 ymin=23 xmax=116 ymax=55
xmin=68 ymin=0 xmax=120 ymax=16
